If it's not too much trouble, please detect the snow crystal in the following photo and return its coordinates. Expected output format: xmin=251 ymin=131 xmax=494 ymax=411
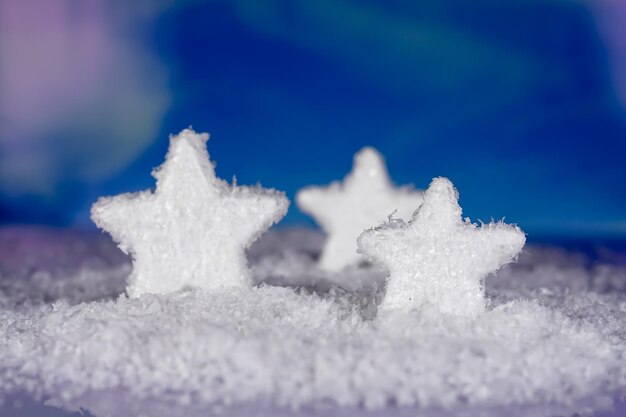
xmin=297 ymin=147 xmax=423 ymax=272
xmin=0 ymin=227 xmax=625 ymax=417
xmin=358 ymin=177 xmax=526 ymax=316
xmin=91 ymin=129 xmax=289 ymax=298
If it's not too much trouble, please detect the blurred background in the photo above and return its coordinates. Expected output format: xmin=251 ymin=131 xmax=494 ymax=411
xmin=1 ymin=0 xmax=625 ymax=238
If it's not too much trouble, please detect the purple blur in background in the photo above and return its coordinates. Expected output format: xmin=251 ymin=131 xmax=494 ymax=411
xmin=1 ymin=0 xmax=626 ymax=237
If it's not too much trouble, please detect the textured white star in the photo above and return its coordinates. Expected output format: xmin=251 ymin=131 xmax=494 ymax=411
xmin=91 ymin=129 xmax=289 ymax=298
xmin=358 ymin=177 xmax=525 ymax=316
xmin=296 ymin=147 xmax=423 ymax=272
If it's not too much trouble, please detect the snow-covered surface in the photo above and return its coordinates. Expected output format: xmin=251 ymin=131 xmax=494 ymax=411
xmin=1 ymin=226 xmax=626 ymax=417
xmin=91 ymin=129 xmax=289 ymax=298
xmin=359 ymin=177 xmax=526 ymax=315
xmin=297 ymin=147 xmax=423 ymax=271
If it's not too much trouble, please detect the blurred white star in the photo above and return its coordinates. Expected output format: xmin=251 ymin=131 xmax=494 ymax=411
xmin=297 ymin=147 xmax=423 ymax=272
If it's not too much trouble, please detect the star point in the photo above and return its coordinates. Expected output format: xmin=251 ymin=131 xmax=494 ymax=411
xmin=297 ymin=147 xmax=423 ymax=272
xmin=358 ymin=177 xmax=525 ymax=316
xmin=91 ymin=129 xmax=289 ymax=298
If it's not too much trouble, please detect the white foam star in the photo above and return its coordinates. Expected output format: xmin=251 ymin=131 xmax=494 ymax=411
xmin=91 ymin=129 xmax=289 ymax=298
xmin=358 ymin=177 xmax=525 ymax=316
xmin=296 ymin=147 xmax=423 ymax=272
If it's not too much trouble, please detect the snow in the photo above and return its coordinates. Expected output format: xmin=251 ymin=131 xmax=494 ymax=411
xmin=297 ymin=147 xmax=423 ymax=272
xmin=91 ymin=129 xmax=289 ymax=298
xmin=0 ymin=136 xmax=624 ymax=417
xmin=0 ymin=227 xmax=625 ymax=417
xmin=358 ymin=177 xmax=526 ymax=315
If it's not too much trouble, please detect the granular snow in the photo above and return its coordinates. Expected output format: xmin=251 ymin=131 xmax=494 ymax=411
xmin=0 ymin=227 xmax=625 ymax=417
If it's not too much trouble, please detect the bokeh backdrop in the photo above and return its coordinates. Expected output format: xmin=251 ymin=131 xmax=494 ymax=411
xmin=1 ymin=0 xmax=625 ymax=237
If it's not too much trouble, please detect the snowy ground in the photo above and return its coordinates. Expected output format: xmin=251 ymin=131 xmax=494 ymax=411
xmin=0 ymin=226 xmax=625 ymax=417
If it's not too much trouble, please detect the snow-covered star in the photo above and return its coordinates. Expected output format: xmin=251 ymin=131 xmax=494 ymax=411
xmin=358 ymin=177 xmax=525 ymax=316
xmin=91 ymin=129 xmax=289 ymax=298
xmin=296 ymin=147 xmax=423 ymax=272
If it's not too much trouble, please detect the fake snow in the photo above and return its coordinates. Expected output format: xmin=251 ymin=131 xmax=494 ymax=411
xmin=1 ymin=135 xmax=625 ymax=417
xmin=0 ymin=227 xmax=625 ymax=417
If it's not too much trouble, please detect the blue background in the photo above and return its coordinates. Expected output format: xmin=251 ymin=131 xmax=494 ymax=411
xmin=1 ymin=0 xmax=625 ymax=237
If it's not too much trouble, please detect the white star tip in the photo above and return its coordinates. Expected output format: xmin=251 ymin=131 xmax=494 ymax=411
xmin=91 ymin=129 xmax=289 ymax=298
xmin=349 ymin=147 xmax=390 ymax=185
xmin=358 ymin=177 xmax=525 ymax=316
xmin=297 ymin=147 xmax=423 ymax=272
